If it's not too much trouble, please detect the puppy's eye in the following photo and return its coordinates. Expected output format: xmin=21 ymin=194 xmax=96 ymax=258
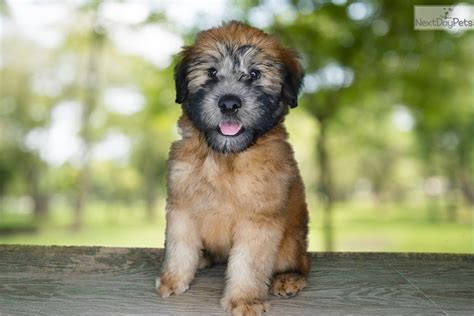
xmin=249 ymin=69 xmax=261 ymax=80
xmin=208 ymin=68 xmax=218 ymax=79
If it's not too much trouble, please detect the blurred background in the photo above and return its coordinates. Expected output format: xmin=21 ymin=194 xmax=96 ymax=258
xmin=0 ymin=0 xmax=472 ymax=253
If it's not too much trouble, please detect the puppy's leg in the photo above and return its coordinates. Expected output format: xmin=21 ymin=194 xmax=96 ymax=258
xmin=157 ymin=208 xmax=201 ymax=297
xmin=198 ymin=250 xmax=214 ymax=269
xmin=221 ymin=218 xmax=283 ymax=316
xmin=270 ymin=234 xmax=310 ymax=298
xmin=271 ymin=179 xmax=310 ymax=299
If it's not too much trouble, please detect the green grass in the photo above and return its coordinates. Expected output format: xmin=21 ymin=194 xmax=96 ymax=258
xmin=0 ymin=199 xmax=472 ymax=253
xmin=0 ymin=201 xmax=167 ymax=248
xmin=308 ymin=200 xmax=473 ymax=253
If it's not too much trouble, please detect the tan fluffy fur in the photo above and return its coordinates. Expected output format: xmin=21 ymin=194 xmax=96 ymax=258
xmin=158 ymin=22 xmax=310 ymax=316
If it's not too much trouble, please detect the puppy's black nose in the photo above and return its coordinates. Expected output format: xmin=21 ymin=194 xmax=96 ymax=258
xmin=218 ymin=95 xmax=242 ymax=114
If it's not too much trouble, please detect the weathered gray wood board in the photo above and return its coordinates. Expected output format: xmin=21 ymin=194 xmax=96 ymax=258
xmin=0 ymin=245 xmax=472 ymax=315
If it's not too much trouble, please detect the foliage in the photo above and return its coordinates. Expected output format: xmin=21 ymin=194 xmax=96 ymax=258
xmin=0 ymin=0 xmax=472 ymax=252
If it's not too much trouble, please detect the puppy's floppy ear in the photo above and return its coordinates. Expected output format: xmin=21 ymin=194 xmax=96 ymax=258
xmin=174 ymin=59 xmax=188 ymax=104
xmin=280 ymin=49 xmax=304 ymax=108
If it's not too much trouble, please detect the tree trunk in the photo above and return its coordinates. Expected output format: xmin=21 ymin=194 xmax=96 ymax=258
xmin=459 ymin=174 xmax=474 ymax=206
xmin=458 ymin=149 xmax=474 ymax=206
xmin=446 ymin=169 xmax=458 ymax=222
xmin=26 ymin=166 xmax=49 ymax=223
xmin=145 ymin=184 xmax=157 ymax=221
xmin=316 ymin=118 xmax=334 ymax=251
xmin=141 ymin=144 xmax=159 ymax=221
xmin=73 ymin=165 xmax=90 ymax=231
xmin=73 ymin=18 xmax=104 ymax=231
xmin=33 ymin=193 xmax=49 ymax=223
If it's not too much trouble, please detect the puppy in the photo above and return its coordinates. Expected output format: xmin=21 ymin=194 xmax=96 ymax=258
xmin=157 ymin=21 xmax=310 ymax=316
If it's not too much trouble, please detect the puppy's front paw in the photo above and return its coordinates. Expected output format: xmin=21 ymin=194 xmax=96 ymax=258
xmin=221 ymin=297 xmax=269 ymax=316
xmin=156 ymin=272 xmax=190 ymax=298
xmin=270 ymin=272 xmax=306 ymax=298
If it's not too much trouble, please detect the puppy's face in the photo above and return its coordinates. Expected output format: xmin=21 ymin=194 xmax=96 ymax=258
xmin=174 ymin=22 xmax=304 ymax=153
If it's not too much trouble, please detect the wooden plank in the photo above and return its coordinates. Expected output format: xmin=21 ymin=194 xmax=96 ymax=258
xmin=0 ymin=245 xmax=472 ymax=315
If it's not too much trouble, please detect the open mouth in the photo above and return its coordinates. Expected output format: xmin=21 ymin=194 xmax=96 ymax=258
xmin=218 ymin=121 xmax=244 ymax=136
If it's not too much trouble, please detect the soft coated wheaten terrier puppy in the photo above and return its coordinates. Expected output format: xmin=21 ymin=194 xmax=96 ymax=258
xmin=157 ymin=21 xmax=310 ymax=316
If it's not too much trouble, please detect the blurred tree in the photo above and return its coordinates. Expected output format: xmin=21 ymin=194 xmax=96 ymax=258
xmin=0 ymin=34 xmax=53 ymax=221
xmin=270 ymin=2 xmax=377 ymax=250
xmin=73 ymin=12 xmax=106 ymax=230
xmin=250 ymin=0 xmax=472 ymax=247
xmin=381 ymin=0 xmax=474 ymax=220
xmin=130 ymin=64 xmax=179 ymax=220
xmin=0 ymin=155 xmax=13 ymax=208
xmin=1 ymin=0 xmax=472 ymax=250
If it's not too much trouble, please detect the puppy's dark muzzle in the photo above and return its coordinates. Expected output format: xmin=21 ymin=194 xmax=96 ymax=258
xmin=218 ymin=95 xmax=242 ymax=114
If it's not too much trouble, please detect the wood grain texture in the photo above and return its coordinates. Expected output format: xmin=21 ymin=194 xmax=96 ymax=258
xmin=0 ymin=245 xmax=472 ymax=315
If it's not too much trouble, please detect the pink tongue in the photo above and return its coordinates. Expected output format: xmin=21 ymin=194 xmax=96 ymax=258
xmin=219 ymin=122 xmax=242 ymax=136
